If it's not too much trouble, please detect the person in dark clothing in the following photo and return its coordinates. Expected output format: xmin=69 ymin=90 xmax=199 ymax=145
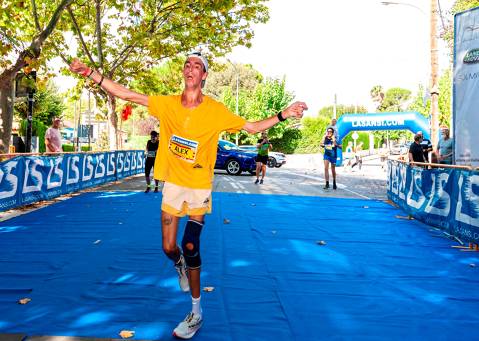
xmin=409 ymin=134 xmax=426 ymax=165
xmin=254 ymin=131 xmax=272 ymax=184
xmin=145 ymin=130 xmax=160 ymax=193
xmin=417 ymin=131 xmax=432 ymax=162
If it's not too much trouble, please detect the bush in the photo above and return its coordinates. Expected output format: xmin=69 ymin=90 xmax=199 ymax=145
xmin=62 ymin=145 xmax=91 ymax=152
xmin=20 ymin=119 xmax=47 ymax=152
xmin=341 ymin=131 xmax=370 ymax=150
xmin=271 ymin=128 xmax=302 ymax=154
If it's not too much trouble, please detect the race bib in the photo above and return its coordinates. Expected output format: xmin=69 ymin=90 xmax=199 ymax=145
xmin=325 ymin=145 xmax=333 ymax=150
xmin=168 ymin=135 xmax=198 ymax=163
xmin=147 ymin=151 xmax=156 ymax=158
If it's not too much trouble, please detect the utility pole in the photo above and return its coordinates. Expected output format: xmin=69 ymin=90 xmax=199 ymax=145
xmin=430 ymin=0 xmax=440 ymax=148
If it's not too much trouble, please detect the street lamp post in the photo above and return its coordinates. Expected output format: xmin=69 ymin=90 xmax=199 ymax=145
xmin=227 ymin=60 xmax=240 ymax=145
xmin=381 ymin=0 xmax=440 ymax=148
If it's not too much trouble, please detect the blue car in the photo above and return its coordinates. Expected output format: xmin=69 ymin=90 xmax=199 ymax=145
xmin=215 ymin=140 xmax=257 ymax=175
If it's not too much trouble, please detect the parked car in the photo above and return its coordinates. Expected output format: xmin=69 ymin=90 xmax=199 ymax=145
xmin=390 ymin=142 xmax=411 ymax=155
xmin=215 ymin=140 xmax=257 ymax=175
xmin=238 ymin=145 xmax=287 ymax=168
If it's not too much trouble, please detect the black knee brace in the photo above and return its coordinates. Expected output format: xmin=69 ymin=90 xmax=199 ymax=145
xmin=181 ymin=220 xmax=203 ymax=269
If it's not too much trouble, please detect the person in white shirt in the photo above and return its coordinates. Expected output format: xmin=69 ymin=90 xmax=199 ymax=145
xmin=45 ymin=118 xmax=63 ymax=153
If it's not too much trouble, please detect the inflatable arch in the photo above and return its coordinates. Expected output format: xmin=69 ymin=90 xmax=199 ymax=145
xmin=335 ymin=112 xmax=431 ymax=165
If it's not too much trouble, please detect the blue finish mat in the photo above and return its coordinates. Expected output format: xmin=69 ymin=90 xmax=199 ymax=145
xmin=0 ymin=192 xmax=478 ymax=340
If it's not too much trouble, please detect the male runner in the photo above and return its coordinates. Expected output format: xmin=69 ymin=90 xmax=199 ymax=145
xmin=69 ymin=53 xmax=307 ymax=339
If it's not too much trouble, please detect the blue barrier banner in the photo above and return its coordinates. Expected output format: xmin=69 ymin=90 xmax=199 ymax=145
xmin=0 ymin=157 xmax=24 ymax=211
xmin=0 ymin=150 xmax=144 ymax=212
xmin=388 ymin=160 xmax=479 ymax=243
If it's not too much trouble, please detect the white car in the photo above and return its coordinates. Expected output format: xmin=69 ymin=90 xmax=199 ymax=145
xmin=238 ymin=145 xmax=287 ymax=168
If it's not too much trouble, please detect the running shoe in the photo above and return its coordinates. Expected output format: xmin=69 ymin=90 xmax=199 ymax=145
xmin=175 ymin=254 xmax=190 ymax=292
xmin=260 ymin=179 xmax=263 ymax=184
xmin=333 ymin=182 xmax=337 ymax=190
xmin=173 ymin=312 xmax=203 ymax=339
xmin=254 ymin=179 xmax=259 ymax=185
xmin=145 ymin=186 xmax=150 ymax=193
xmin=154 ymin=187 xmax=159 ymax=193
xmin=323 ymin=183 xmax=329 ymax=190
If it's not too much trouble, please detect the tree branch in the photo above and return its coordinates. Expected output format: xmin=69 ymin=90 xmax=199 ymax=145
xmin=95 ymin=0 xmax=104 ymax=69
xmin=31 ymin=0 xmax=42 ymax=31
xmin=67 ymin=6 xmax=97 ymax=67
xmin=110 ymin=43 xmax=136 ymax=71
xmin=51 ymin=43 xmax=70 ymax=64
xmin=109 ymin=45 xmax=136 ymax=77
xmin=0 ymin=0 xmax=74 ymax=88
xmin=149 ymin=1 xmax=182 ymax=34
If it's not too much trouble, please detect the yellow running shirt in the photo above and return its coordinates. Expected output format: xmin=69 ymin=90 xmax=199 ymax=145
xmin=148 ymin=95 xmax=246 ymax=189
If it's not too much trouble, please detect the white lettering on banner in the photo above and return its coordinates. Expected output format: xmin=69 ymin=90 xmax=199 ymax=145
xmin=94 ymin=155 xmax=106 ymax=179
xmin=131 ymin=153 xmax=137 ymax=170
xmin=107 ymin=153 xmax=116 ymax=176
xmin=351 ymin=118 xmax=405 ymax=128
xmin=117 ymin=153 xmax=124 ymax=173
xmin=47 ymin=157 xmax=63 ymax=189
xmin=407 ymin=169 xmax=426 ymax=209
xmin=455 ymin=174 xmax=479 ymax=227
xmin=124 ymin=152 xmax=131 ymax=171
xmin=67 ymin=156 xmax=80 ymax=185
xmin=82 ymin=155 xmax=94 ymax=181
xmin=0 ymin=160 xmax=19 ymax=199
xmin=391 ymin=163 xmax=398 ymax=194
xmin=137 ymin=152 xmax=143 ymax=169
xmin=424 ymin=172 xmax=451 ymax=216
xmin=398 ymin=163 xmax=407 ymax=200
xmin=22 ymin=159 xmax=43 ymax=194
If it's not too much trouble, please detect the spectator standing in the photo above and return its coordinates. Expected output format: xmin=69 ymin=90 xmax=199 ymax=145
xmin=409 ymin=134 xmax=426 ymax=164
xmin=45 ymin=118 xmax=63 ymax=153
xmin=417 ymin=131 xmax=432 ymax=162
xmin=437 ymin=127 xmax=454 ymax=164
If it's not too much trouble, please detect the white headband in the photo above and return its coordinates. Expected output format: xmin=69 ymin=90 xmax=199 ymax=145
xmin=187 ymin=53 xmax=208 ymax=72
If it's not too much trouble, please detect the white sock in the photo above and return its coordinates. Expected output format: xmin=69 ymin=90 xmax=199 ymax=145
xmin=192 ymin=296 xmax=202 ymax=316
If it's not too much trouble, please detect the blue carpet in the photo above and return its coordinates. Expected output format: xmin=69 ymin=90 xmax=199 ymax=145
xmin=0 ymin=192 xmax=478 ymax=340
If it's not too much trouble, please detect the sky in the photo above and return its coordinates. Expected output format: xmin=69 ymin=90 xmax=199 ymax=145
xmin=226 ymin=0 xmax=455 ymax=115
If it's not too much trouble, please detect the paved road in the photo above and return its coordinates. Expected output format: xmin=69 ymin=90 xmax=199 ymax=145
xmin=101 ymin=155 xmax=388 ymax=200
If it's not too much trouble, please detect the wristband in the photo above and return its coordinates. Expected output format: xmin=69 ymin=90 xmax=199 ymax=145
xmin=87 ymin=69 xmax=94 ymax=78
xmin=277 ymin=111 xmax=286 ymax=122
xmin=98 ymin=75 xmax=104 ymax=87
xmin=81 ymin=67 xmax=91 ymax=77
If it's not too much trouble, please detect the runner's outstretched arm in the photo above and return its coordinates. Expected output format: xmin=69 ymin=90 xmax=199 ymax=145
xmin=243 ymin=101 xmax=308 ymax=134
xmin=69 ymin=59 xmax=148 ymax=107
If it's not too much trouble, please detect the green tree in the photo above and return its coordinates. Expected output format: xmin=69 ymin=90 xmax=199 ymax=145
xmin=221 ymin=77 xmax=294 ymax=145
xmin=14 ymin=82 xmax=65 ymax=124
xmin=59 ymin=0 xmax=269 ymax=149
xmin=370 ymin=85 xmax=384 ymax=110
xmin=318 ymin=104 xmax=367 ymax=118
xmin=378 ymin=87 xmax=411 ymax=112
xmin=295 ymin=116 xmax=331 ymax=153
xmin=0 ymin=0 xmax=74 ymax=153
xmin=205 ymin=62 xmax=263 ymax=100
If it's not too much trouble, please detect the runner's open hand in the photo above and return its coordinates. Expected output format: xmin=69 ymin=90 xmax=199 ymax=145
xmin=283 ymin=101 xmax=308 ymax=119
xmin=69 ymin=59 xmax=90 ymax=76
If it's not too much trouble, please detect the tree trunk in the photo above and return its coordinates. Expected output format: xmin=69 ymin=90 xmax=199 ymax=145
xmin=0 ymin=80 xmax=15 ymax=154
xmin=106 ymin=94 xmax=119 ymax=150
